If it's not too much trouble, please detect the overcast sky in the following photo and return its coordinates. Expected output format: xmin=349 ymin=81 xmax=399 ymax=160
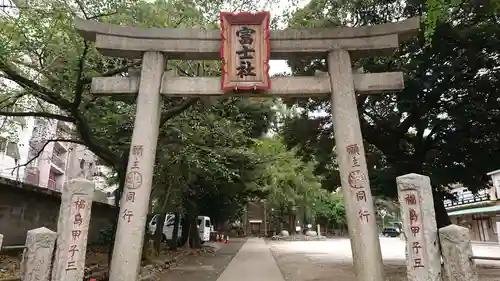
xmin=266 ymin=0 xmax=311 ymax=76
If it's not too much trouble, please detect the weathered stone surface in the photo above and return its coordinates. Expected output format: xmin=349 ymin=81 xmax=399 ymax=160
xmin=90 ymin=72 xmax=404 ymax=97
xmin=21 ymin=227 xmax=57 ymax=281
xmin=328 ymin=49 xmax=384 ymax=281
xmin=52 ymin=179 xmax=94 ymax=281
xmin=497 ymin=222 xmax=500 ymax=244
xmin=396 ymin=173 xmax=441 ymax=281
xmin=109 ymin=52 xmax=165 ymax=281
xmin=439 ymin=225 xmax=478 ymax=281
xmin=75 ymin=17 xmax=420 ymax=59
xmin=0 ymin=177 xmax=116 ymax=246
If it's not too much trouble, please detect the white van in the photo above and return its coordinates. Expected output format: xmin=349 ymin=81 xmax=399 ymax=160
xmin=148 ymin=213 xmax=212 ymax=243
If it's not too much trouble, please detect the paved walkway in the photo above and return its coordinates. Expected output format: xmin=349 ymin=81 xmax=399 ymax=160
xmin=216 ymin=238 xmax=285 ymax=281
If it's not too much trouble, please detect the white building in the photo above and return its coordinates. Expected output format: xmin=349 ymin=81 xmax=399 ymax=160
xmin=0 ymin=113 xmax=117 ymax=204
xmin=93 ymin=165 xmax=118 ymax=205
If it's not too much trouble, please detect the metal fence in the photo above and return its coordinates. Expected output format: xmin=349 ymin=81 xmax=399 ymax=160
xmin=1 ymin=245 xmax=26 ymax=251
xmin=470 ymin=255 xmax=500 ymax=261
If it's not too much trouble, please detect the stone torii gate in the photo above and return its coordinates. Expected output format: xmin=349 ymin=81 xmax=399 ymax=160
xmin=75 ymin=14 xmax=419 ymax=281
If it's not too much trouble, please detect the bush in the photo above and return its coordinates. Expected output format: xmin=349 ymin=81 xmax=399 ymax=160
xmin=98 ymin=225 xmax=115 ymax=246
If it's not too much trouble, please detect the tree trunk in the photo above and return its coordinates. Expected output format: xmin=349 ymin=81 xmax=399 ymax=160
xmin=169 ymin=211 xmax=180 ymax=250
xmin=107 ymin=151 xmax=128 ymax=266
xmin=189 ymin=215 xmax=201 ymax=248
xmin=279 ymin=207 xmax=284 ymax=231
xmin=433 ymin=191 xmax=452 ymax=228
xmin=180 ymin=214 xmax=190 ymax=248
xmin=153 ymin=213 xmax=166 ymax=256
xmin=141 ymin=213 xmax=154 ymax=263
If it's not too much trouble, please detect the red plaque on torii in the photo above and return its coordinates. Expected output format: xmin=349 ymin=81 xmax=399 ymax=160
xmin=220 ymin=11 xmax=271 ymax=91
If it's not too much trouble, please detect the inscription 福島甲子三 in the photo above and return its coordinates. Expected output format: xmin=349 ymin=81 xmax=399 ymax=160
xmin=401 ymin=189 xmax=426 ymax=269
xmin=65 ymin=197 xmax=87 ymax=272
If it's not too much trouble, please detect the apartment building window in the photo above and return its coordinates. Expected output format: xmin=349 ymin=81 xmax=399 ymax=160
xmin=51 ymin=148 xmax=66 ymax=169
xmin=0 ymin=137 xmax=20 ymax=160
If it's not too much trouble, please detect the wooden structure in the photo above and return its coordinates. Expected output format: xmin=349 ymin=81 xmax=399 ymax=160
xmin=220 ymin=11 xmax=271 ymax=90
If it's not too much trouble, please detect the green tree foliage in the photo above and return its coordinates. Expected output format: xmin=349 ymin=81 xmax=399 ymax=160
xmin=281 ymin=0 xmax=500 ymax=228
xmin=315 ymin=192 xmax=347 ymax=230
xmin=0 ymin=0 xmax=282 ymax=252
xmin=252 ymin=138 xmax=324 ymax=226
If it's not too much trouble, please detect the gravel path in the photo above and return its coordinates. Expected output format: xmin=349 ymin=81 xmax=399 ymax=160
xmin=158 ymin=238 xmax=246 ymax=281
xmin=268 ymin=237 xmax=500 ymax=281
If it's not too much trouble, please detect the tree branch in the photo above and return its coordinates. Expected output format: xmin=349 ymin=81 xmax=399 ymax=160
xmin=73 ymin=40 xmax=90 ymax=108
xmin=82 ymin=61 xmax=142 ymax=84
xmin=159 ymin=98 xmax=199 ymax=127
xmin=88 ymin=10 xmax=121 ymax=20
xmin=0 ymin=111 xmax=75 ymax=122
xmin=10 ymin=138 xmax=85 ymax=171
xmin=0 ymin=61 xmax=74 ymax=110
xmin=73 ymin=112 xmax=120 ymax=169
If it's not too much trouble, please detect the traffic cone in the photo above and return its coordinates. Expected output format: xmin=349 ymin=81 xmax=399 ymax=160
xmin=225 ymin=235 xmax=230 ymax=244
xmin=216 ymin=234 xmax=220 ymax=242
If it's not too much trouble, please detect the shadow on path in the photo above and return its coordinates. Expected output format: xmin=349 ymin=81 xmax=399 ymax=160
xmin=158 ymin=238 xmax=247 ymax=281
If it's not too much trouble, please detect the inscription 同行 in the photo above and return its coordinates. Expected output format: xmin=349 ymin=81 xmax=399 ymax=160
xmin=122 ymin=209 xmax=134 ymax=223
xmin=356 ymin=190 xmax=366 ymax=202
xmin=348 ymin=170 xmax=367 ymax=189
xmin=126 ymin=191 xmax=136 ymax=202
xmin=235 ymin=26 xmax=257 ymax=78
xmin=358 ymin=210 xmax=370 ymax=223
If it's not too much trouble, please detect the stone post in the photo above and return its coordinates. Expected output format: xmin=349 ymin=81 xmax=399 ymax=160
xmin=328 ymin=49 xmax=384 ymax=281
xmin=396 ymin=173 xmax=441 ymax=281
xmin=496 ymin=222 xmax=500 ymax=244
xmin=109 ymin=51 xmax=165 ymax=281
xmin=51 ymin=179 xmax=94 ymax=281
xmin=21 ymin=227 xmax=57 ymax=281
xmin=439 ymin=224 xmax=478 ymax=281
xmin=317 ymin=224 xmax=320 ymax=236
xmin=0 ymin=233 xmax=3 ymax=250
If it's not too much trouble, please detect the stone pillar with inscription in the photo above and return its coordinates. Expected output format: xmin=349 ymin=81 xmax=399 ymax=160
xmin=51 ymin=179 xmax=94 ymax=281
xmin=109 ymin=51 xmax=165 ymax=281
xmin=328 ymin=49 xmax=384 ymax=281
xmin=21 ymin=227 xmax=57 ymax=281
xmin=396 ymin=173 xmax=441 ymax=281
xmin=439 ymin=224 xmax=478 ymax=281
